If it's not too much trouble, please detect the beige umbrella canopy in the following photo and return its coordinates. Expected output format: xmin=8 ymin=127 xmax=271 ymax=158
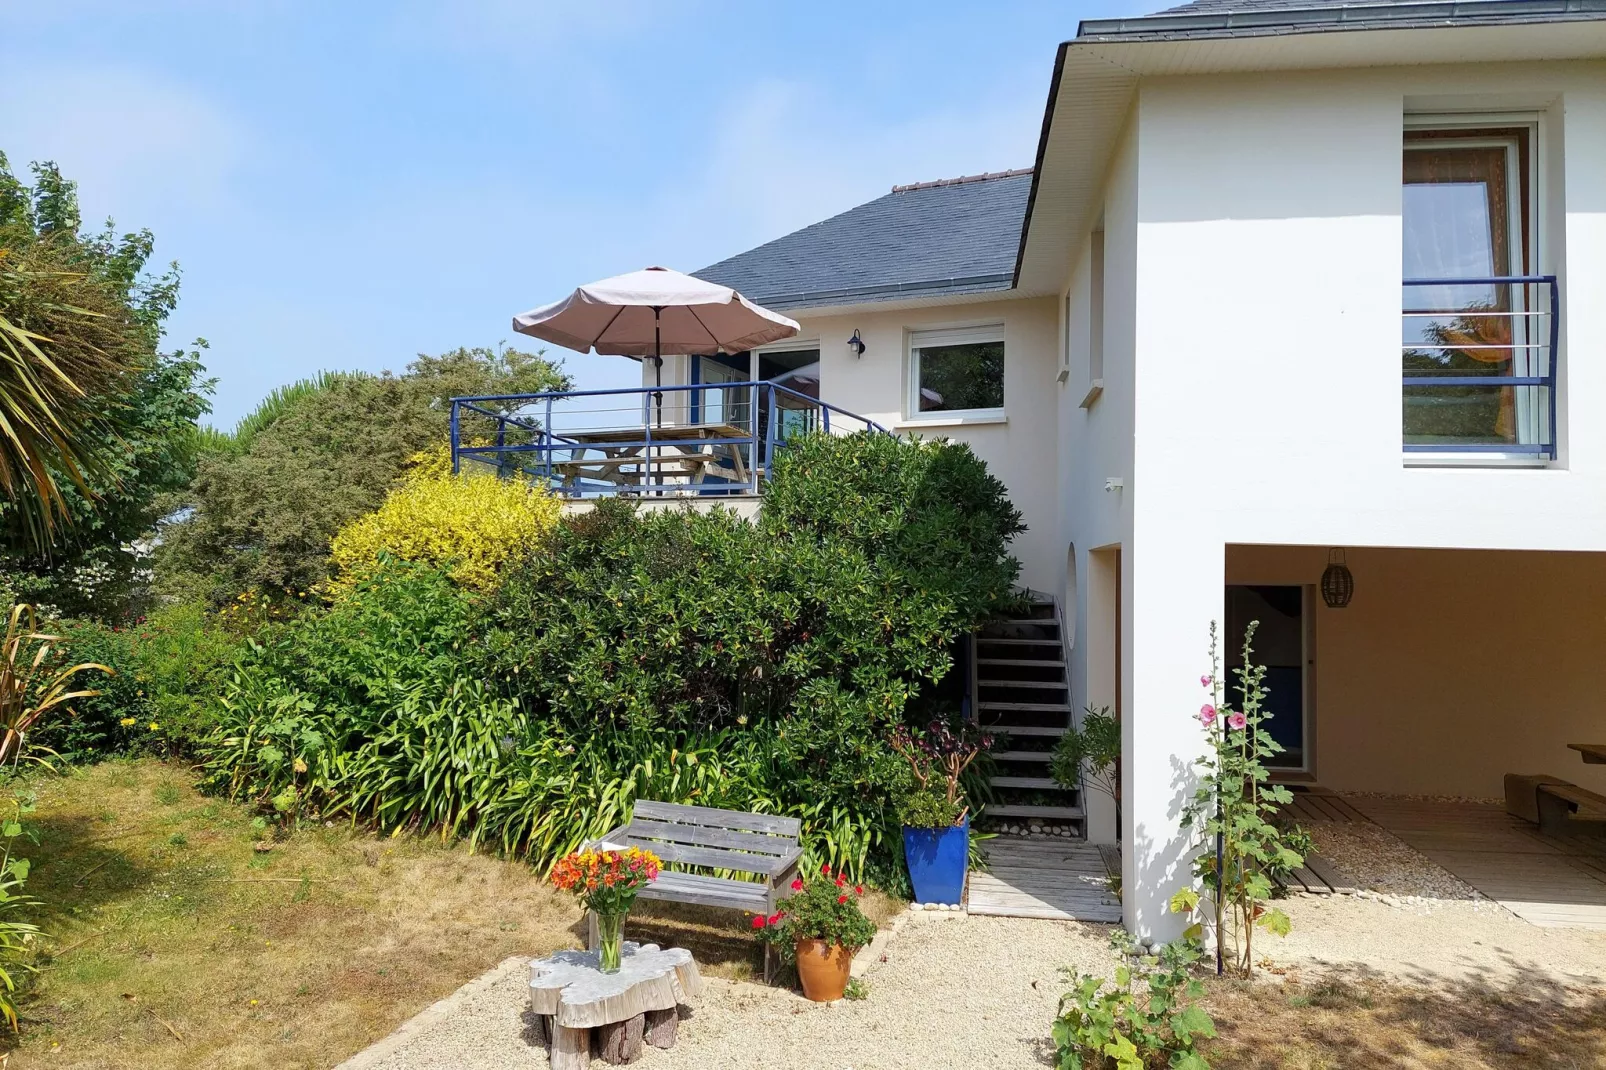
xmin=512 ymin=265 xmax=799 ymax=359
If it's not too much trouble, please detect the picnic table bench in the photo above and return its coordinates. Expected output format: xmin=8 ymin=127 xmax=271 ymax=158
xmin=587 ymin=801 xmax=802 ymax=981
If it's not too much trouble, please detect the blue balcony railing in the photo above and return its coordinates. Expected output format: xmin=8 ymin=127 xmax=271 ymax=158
xmin=449 ymin=381 xmax=888 ymax=498
xmin=1402 ymin=275 xmax=1559 ymax=460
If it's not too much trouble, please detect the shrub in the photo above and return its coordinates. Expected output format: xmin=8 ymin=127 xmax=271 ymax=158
xmin=328 ymin=446 xmax=562 ymax=594
xmin=1051 ymin=706 xmax=1121 ymax=834
xmin=1053 ymin=930 xmax=1216 ymax=1070
xmin=47 ymin=602 xmax=242 ymax=759
xmin=890 ymin=715 xmax=993 ymax=825
xmin=201 ymin=431 xmax=1025 ymax=886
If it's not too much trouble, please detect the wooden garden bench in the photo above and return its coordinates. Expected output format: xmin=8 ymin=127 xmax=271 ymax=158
xmin=1536 ymin=780 xmax=1606 ymax=837
xmin=587 ymin=801 xmax=803 ymax=981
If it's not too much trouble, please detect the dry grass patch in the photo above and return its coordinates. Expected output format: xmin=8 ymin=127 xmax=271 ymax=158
xmin=7 ymin=759 xmax=579 ymax=1069
xmin=5 ymin=760 xmax=902 ymax=1068
xmin=1204 ymin=969 xmax=1606 ymax=1069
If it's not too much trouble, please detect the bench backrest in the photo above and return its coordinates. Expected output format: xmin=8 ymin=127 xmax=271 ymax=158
xmin=620 ymin=801 xmax=801 ymax=877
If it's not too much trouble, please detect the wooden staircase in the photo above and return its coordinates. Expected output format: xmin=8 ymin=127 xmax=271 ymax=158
xmin=974 ymin=595 xmax=1084 ymax=836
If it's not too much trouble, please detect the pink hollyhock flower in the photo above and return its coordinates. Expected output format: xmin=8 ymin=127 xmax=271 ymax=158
xmin=1200 ymin=675 xmax=1211 ymax=688
xmin=1227 ymin=711 xmax=1247 ymax=730
xmin=1198 ymin=704 xmax=1217 ymax=725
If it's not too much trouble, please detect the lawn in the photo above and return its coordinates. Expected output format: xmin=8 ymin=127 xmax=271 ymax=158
xmin=1202 ymin=972 xmax=1606 ymax=1069
xmin=4 ymin=759 xmax=900 ymax=1069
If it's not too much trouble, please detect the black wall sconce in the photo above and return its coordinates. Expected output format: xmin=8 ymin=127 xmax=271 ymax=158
xmin=1321 ymin=548 xmax=1354 ymax=608
xmin=847 ymin=329 xmax=867 ymax=359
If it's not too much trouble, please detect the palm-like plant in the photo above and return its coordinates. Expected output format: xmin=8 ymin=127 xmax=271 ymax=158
xmin=0 ymin=236 xmax=134 ymax=549
xmin=0 ymin=602 xmax=110 ymax=763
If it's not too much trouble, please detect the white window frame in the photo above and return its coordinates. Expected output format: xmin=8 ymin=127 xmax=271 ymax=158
xmin=905 ymin=323 xmax=1006 ymax=423
xmin=1402 ymin=111 xmax=1548 ymax=468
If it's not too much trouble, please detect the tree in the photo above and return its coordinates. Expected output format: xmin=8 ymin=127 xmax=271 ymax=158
xmin=0 ymin=154 xmax=214 ymax=615
xmin=155 ymin=344 xmax=568 ymax=604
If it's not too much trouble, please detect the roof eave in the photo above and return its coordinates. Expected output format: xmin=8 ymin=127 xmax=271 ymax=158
xmin=1078 ymin=0 xmax=1606 ymax=42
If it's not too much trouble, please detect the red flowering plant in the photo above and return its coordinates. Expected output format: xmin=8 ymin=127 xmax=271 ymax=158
xmin=751 ymin=864 xmax=877 ymax=961
xmin=890 ymin=715 xmax=994 ymax=829
xmin=550 ymin=847 xmax=662 ymax=915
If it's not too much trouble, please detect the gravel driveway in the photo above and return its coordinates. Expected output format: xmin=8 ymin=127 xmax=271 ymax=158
xmin=339 ymin=914 xmax=1121 ymax=1070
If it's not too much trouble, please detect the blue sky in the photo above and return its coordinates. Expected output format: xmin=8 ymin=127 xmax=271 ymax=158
xmin=3 ymin=0 xmax=1146 ymax=427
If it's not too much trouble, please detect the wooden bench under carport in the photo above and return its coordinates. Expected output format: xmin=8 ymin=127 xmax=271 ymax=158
xmin=587 ymin=801 xmax=803 ymax=981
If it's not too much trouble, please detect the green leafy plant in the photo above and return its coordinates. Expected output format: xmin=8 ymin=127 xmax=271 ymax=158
xmin=889 ymin=715 xmax=993 ymax=827
xmin=753 ymin=863 xmax=877 ymax=961
xmin=1178 ymin=622 xmax=1302 ymax=976
xmin=1052 ymin=929 xmax=1216 ymax=1070
xmin=1051 ymin=705 xmax=1120 ymax=836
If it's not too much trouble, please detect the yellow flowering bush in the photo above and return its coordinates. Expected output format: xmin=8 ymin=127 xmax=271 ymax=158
xmin=328 ymin=445 xmax=562 ymax=594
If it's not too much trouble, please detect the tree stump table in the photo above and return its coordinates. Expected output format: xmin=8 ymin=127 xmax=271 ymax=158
xmin=529 ymin=942 xmax=703 ymax=1067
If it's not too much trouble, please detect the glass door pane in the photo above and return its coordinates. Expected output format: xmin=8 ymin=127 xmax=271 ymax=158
xmin=1403 ymin=132 xmax=1530 ymax=448
xmin=1225 ymin=585 xmax=1307 ymax=771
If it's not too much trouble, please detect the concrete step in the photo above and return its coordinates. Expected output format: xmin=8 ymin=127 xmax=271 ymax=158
xmin=980 ymin=701 xmax=1073 ymax=713
xmin=994 ymin=750 xmax=1054 ymax=762
xmin=978 ymin=659 xmax=1066 ymax=668
xmin=981 ymin=725 xmax=1068 ymax=737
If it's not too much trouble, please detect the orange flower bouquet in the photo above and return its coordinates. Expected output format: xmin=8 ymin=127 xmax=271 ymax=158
xmin=551 ymin=847 xmax=661 ymax=972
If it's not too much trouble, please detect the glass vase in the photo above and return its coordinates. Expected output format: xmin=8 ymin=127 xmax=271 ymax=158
xmin=596 ymin=911 xmax=626 ymax=973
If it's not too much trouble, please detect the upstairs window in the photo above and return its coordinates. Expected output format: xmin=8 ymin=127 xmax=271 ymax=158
xmin=1402 ymin=121 xmax=1554 ymax=460
xmin=907 ymin=325 xmax=1005 ymax=420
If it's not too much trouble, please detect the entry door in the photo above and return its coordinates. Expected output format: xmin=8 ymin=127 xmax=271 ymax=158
xmin=1224 ymin=585 xmax=1310 ymax=772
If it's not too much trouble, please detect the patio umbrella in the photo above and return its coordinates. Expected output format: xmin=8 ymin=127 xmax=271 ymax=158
xmin=512 ymin=266 xmax=801 ymax=423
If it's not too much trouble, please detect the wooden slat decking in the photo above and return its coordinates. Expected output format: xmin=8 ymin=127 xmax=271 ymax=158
xmin=1345 ymin=795 xmax=1606 ymax=930
xmin=967 ymin=839 xmax=1121 ymax=923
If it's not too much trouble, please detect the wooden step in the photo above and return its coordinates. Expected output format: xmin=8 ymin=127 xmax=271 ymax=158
xmin=978 ymin=659 xmax=1066 ymax=667
xmin=976 ymin=637 xmax=1062 ymax=646
xmin=989 ymin=775 xmax=1061 ymax=790
xmin=999 ymin=619 xmax=1058 ymax=626
xmin=986 ymin=803 xmax=1086 ymax=819
xmin=982 ymin=725 xmax=1068 ymax=737
xmin=994 ymin=750 xmax=1053 ymax=762
xmin=978 ymin=679 xmax=1067 ymax=690
xmin=980 ymin=701 xmax=1073 ymax=713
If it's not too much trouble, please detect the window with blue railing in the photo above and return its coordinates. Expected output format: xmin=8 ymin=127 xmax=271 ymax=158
xmin=1403 ymin=120 xmax=1556 ymax=461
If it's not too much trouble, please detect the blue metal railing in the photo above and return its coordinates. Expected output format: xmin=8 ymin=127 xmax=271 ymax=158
xmin=1402 ymin=275 xmax=1559 ymax=460
xmin=449 ymin=381 xmax=889 ymax=498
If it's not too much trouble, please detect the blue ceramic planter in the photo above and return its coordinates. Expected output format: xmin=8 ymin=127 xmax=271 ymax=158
xmin=902 ymin=814 xmax=969 ymax=905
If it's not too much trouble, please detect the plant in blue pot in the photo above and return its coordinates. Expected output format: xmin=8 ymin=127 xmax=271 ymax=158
xmin=892 ymin=717 xmax=993 ymax=906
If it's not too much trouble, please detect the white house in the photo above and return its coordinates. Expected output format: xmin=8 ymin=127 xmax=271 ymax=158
xmin=470 ymin=0 xmax=1606 ymax=941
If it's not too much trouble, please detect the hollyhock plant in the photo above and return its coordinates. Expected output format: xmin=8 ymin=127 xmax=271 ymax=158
xmin=1177 ymin=621 xmax=1305 ymax=978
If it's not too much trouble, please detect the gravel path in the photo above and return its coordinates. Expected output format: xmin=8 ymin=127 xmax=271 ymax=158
xmin=339 ymin=914 xmax=1121 ymax=1070
xmin=1306 ymin=820 xmax=1484 ymax=900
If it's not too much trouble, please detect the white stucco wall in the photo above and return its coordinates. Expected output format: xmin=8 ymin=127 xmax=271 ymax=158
xmin=1117 ymin=58 xmax=1606 ymax=939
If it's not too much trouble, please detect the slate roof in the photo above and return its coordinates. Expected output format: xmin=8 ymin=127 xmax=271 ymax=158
xmin=1080 ymin=0 xmax=1606 ymax=42
xmin=694 ymin=169 xmax=1031 ymax=311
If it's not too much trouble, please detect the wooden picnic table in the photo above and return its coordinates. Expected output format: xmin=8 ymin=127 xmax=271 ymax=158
xmin=548 ymin=422 xmax=750 ymax=488
xmin=1568 ymin=743 xmax=1606 ymax=765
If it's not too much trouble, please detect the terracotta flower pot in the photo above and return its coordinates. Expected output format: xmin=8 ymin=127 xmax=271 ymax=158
xmin=793 ymin=938 xmax=852 ymax=1002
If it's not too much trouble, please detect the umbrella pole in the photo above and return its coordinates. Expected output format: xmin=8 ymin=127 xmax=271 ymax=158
xmin=652 ymin=307 xmax=664 ymax=430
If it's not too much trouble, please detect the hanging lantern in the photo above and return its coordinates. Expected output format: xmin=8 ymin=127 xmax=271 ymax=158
xmin=1321 ymin=548 xmax=1354 ymax=608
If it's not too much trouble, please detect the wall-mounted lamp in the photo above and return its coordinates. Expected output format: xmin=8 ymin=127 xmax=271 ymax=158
xmin=1321 ymin=548 xmax=1354 ymax=608
xmin=847 ymin=329 xmax=867 ymax=359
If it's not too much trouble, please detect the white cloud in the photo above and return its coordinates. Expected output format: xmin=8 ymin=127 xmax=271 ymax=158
xmin=0 ymin=63 xmax=248 ymax=230
xmin=645 ymin=75 xmax=1043 ymax=268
